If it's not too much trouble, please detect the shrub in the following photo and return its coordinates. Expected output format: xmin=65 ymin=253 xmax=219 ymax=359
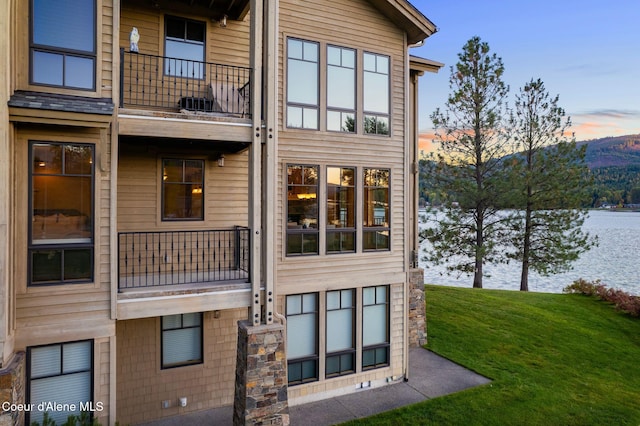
xmin=564 ymin=279 xmax=640 ymax=317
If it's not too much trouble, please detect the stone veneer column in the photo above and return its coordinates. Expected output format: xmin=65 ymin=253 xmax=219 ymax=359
xmin=233 ymin=321 xmax=289 ymax=426
xmin=0 ymin=352 xmax=25 ymax=426
xmin=409 ymin=268 xmax=427 ymax=347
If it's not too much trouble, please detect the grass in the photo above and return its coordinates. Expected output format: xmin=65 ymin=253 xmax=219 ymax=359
xmin=345 ymin=285 xmax=640 ymax=425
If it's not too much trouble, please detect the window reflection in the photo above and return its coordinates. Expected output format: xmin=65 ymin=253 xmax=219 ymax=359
xmin=363 ymin=168 xmax=390 ymax=250
xmin=327 ymin=46 xmax=356 ymax=133
xmin=287 ymin=165 xmax=319 ymax=255
xmin=327 ymin=167 xmax=355 ymax=253
xmin=363 ymin=52 xmax=390 ymax=135
xmin=162 ymin=159 xmax=204 ymax=220
xmin=287 ymin=39 xmax=319 ymax=129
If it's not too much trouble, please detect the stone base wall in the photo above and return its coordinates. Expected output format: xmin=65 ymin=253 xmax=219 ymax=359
xmin=408 ymin=268 xmax=427 ymax=347
xmin=233 ymin=321 xmax=289 ymax=426
xmin=0 ymin=352 xmax=25 ymax=426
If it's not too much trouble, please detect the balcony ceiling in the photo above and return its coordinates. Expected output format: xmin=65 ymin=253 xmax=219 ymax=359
xmin=126 ymin=0 xmax=250 ymax=21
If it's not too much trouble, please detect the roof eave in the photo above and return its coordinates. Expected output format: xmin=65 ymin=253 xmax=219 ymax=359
xmin=368 ymin=0 xmax=438 ymax=45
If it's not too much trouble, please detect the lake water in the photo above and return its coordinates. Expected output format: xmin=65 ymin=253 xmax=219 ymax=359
xmin=419 ymin=209 xmax=640 ymax=295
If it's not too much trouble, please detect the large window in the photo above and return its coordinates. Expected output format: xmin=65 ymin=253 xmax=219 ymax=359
xmin=162 ymin=159 xmax=204 ymax=220
xmin=164 ymin=16 xmax=206 ymax=78
xmin=161 ymin=313 xmax=203 ymax=369
xmin=286 ymin=294 xmax=318 ymax=385
xmin=363 ymin=168 xmax=390 ymax=250
xmin=326 ymin=290 xmax=355 ymax=378
xmin=287 ymin=38 xmax=319 ymax=129
xmin=30 ymin=0 xmax=96 ymax=90
xmin=27 ymin=341 xmax=93 ymax=425
xmin=30 ymin=142 xmax=94 ymax=285
xmin=363 ymin=52 xmax=390 ymax=135
xmin=362 ymin=286 xmax=389 ymax=370
xmin=326 ymin=167 xmax=355 ymax=253
xmin=286 ymin=165 xmax=319 ymax=255
xmin=327 ymin=46 xmax=356 ymax=132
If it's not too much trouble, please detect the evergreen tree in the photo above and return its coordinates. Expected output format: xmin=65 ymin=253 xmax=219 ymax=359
xmin=422 ymin=37 xmax=512 ymax=288
xmin=506 ymin=79 xmax=596 ymax=291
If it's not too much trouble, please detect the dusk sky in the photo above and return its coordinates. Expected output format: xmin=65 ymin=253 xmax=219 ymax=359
xmin=411 ymin=0 xmax=640 ymax=149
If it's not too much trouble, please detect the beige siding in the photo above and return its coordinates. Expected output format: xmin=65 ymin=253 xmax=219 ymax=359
xmin=276 ymin=0 xmax=408 ymax=290
xmin=116 ymin=309 xmax=246 ymax=424
xmin=120 ymin=7 xmax=250 ymax=67
xmin=117 ymin=145 xmax=249 ymax=232
xmin=13 ymin=127 xmax=114 ymax=349
xmin=101 ymin=0 xmax=114 ymax=99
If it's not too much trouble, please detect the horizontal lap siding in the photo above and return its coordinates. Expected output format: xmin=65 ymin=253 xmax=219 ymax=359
xmin=15 ymin=127 xmax=114 ymax=346
xmin=276 ymin=0 xmax=407 ymax=288
xmin=117 ymin=149 xmax=248 ymax=231
xmin=101 ymin=0 xmax=114 ymax=99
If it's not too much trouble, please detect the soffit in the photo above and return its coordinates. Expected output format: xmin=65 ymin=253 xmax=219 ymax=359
xmin=367 ymin=0 xmax=437 ymax=44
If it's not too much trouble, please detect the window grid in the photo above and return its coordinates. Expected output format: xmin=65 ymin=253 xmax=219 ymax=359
xmin=161 ymin=158 xmax=205 ymax=221
xmin=363 ymin=168 xmax=390 ymax=251
xmin=27 ymin=340 xmax=94 ymax=425
xmin=161 ymin=313 xmax=203 ymax=369
xmin=29 ymin=142 xmax=94 ymax=286
xmin=30 ymin=0 xmax=96 ymax=90
xmin=363 ymin=52 xmax=390 ymax=135
xmin=286 ymin=164 xmax=319 ymax=256
xmin=362 ymin=285 xmax=390 ymax=370
xmin=164 ymin=16 xmax=206 ymax=79
xmin=327 ymin=45 xmax=356 ymax=133
xmin=286 ymin=38 xmax=319 ymax=129
xmin=286 ymin=294 xmax=319 ymax=385
xmin=326 ymin=166 xmax=356 ymax=254
xmin=326 ymin=289 xmax=356 ymax=378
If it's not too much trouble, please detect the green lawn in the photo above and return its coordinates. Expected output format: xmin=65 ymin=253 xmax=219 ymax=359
xmin=346 ymin=285 xmax=640 ymax=425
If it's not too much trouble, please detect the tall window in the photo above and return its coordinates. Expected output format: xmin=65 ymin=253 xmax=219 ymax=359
xmin=30 ymin=142 xmax=94 ymax=285
xmin=327 ymin=46 xmax=356 ymax=132
xmin=363 ymin=168 xmax=390 ymax=250
xmin=287 ymin=38 xmax=319 ymax=129
xmin=30 ymin=0 xmax=96 ymax=90
xmin=326 ymin=290 xmax=355 ymax=378
xmin=162 ymin=159 xmax=204 ymax=220
xmin=161 ymin=313 xmax=203 ymax=368
xmin=286 ymin=294 xmax=318 ymax=385
xmin=326 ymin=167 xmax=355 ymax=253
xmin=164 ymin=16 xmax=206 ymax=78
xmin=363 ymin=52 xmax=390 ymax=135
xmin=362 ymin=286 xmax=389 ymax=370
xmin=286 ymin=165 xmax=319 ymax=255
xmin=28 ymin=341 xmax=93 ymax=425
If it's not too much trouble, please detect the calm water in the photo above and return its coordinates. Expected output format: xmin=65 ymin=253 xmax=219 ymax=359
xmin=419 ymin=209 xmax=640 ymax=295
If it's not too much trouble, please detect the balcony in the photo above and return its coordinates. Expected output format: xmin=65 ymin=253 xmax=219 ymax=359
xmin=120 ymin=49 xmax=251 ymax=118
xmin=118 ymin=227 xmax=250 ymax=292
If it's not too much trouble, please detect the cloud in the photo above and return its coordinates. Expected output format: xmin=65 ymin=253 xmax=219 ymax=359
xmin=573 ymin=109 xmax=640 ymax=120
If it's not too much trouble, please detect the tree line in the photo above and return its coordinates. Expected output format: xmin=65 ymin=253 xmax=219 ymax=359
xmin=420 ymin=37 xmax=596 ymax=291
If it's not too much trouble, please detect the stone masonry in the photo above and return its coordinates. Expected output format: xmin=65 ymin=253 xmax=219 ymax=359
xmin=233 ymin=321 xmax=289 ymax=426
xmin=409 ymin=268 xmax=427 ymax=347
xmin=0 ymin=352 xmax=25 ymax=426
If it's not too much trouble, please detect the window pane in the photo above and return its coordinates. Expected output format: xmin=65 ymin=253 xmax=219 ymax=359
xmin=303 ymin=293 xmax=317 ymax=312
xmin=288 ymin=362 xmax=302 ymax=383
xmin=364 ymin=72 xmax=389 ymax=114
xmin=363 ymin=287 xmax=375 ymax=305
xmin=62 ymin=342 xmax=92 ymax=373
xmin=302 ymin=107 xmax=318 ymax=129
xmin=166 ymin=17 xmax=184 ymax=39
xmin=64 ymin=145 xmax=93 ymax=175
xmin=287 ymin=313 xmax=316 ymax=359
xmin=286 ymin=295 xmax=302 ymax=315
xmin=302 ymin=360 xmax=317 ymax=380
xmin=186 ymin=21 xmax=205 ymax=42
xmin=287 ymin=39 xmax=303 ymax=60
xmin=31 ymin=250 xmax=62 ymax=283
xmin=182 ymin=312 xmax=201 ymax=327
xmin=288 ymin=60 xmax=318 ymax=105
xmin=33 ymin=144 xmax=62 ymax=174
xmin=63 ymin=249 xmax=92 ymax=281
xmin=326 ymin=355 xmax=340 ymax=375
xmin=362 ymin=349 xmax=375 ymax=367
xmin=287 ymin=106 xmax=303 ymax=128
xmin=33 ymin=0 xmax=95 ymax=52
xmin=162 ymin=314 xmax=182 ymax=330
xmin=327 ymin=66 xmax=355 ymax=110
xmin=30 ymin=345 xmax=61 ymax=378
xmin=327 ymin=309 xmax=352 ymax=352
xmin=341 ymin=289 xmax=353 ymax=307
xmin=302 ymin=234 xmax=319 ymax=254
xmin=303 ymin=42 xmax=318 ymax=62
xmin=363 ymin=304 xmax=387 ymax=346
xmin=162 ymin=159 xmax=204 ymax=220
xmin=363 ymin=53 xmax=376 ymax=72
xmin=163 ymin=328 xmax=201 ymax=366
xmin=326 ymin=291 xmax=340 ymax=310
xmin=65 ymin=56 xmax=95 ymax=90
xmin=32 ymin=51 xmax=63 ymax=86
xmin=30 ymin=372 xmax=91 ymax=424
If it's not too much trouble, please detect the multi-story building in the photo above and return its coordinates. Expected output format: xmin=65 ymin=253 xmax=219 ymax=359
xmin=0 ymin=0 xmax=441 ymax=424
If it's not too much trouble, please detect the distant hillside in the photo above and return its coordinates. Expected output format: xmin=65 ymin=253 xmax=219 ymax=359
xmin=579 ymin=134 xmax=640 ymax=168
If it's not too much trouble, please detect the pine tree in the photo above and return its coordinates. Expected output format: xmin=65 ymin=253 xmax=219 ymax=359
xmin=506 ymin=79 xmax=596 ymax=291
xmin=422 ymin=37 xmax=512 ymax=288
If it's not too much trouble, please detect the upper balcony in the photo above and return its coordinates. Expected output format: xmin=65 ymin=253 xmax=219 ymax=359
xmin=120 ymin=49 xmax=251 ymax=118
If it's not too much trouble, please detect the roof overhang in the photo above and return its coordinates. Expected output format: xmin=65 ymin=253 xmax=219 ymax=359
xmin=367 ymin=0 xmax=438 ymax=44
xmin=410 ymin=55 xmax=444 ymax=75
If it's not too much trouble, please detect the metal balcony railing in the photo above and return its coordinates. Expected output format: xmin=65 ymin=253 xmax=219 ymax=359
xmin=120 ymin=49 xmax=251 ymax=118
xmin=118 ymin=227 xmax=250 ymax=290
